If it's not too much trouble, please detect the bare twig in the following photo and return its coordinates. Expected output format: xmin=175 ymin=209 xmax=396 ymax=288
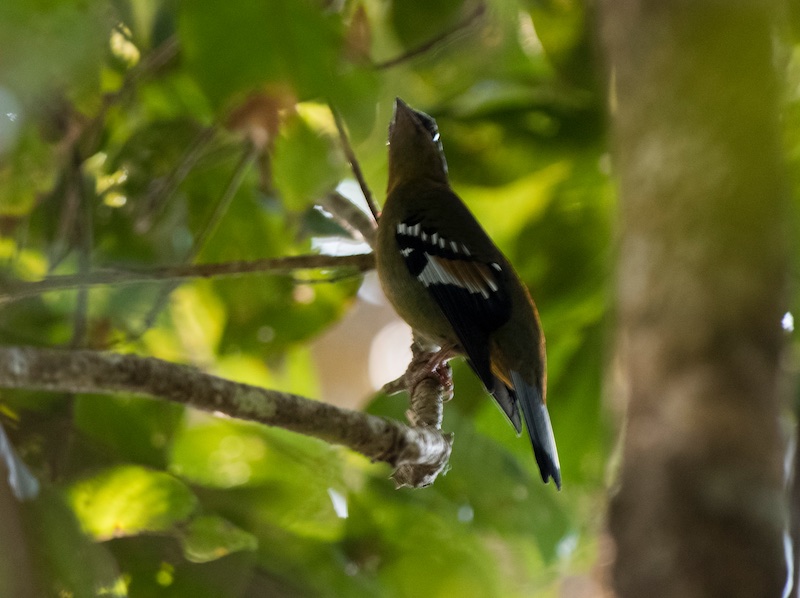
xmin=373 ymin=2 xmax=486 ymax=69
xmin=70 ymin=151 xmax=92 ymax=347
xmin=319 ymin=191 xmax=377 ymax=248
xmin=191 ymin=143 xmax=259 ymax=260
xmin=49 ymin=154 xmax=84 ymax=270
xmin=0 ymin=346 xmax=452 ymax=488
xmin=135 ymin=125 xmax=218 ymax=234
xmin=330 ymin=107 xmax=380 ymax=224
xmin=80 ymin=37 xmax=180 ymax=161
xmin=0 ymin=253 xmax=375 ymax=305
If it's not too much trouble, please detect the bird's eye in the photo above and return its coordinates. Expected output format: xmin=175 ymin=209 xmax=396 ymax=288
xmin=413 ymin=111 xmax=439 ymax=142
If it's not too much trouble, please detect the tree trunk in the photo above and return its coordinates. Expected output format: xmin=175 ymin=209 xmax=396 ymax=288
xmin=599 ymin=1 xmax=790 ymax=596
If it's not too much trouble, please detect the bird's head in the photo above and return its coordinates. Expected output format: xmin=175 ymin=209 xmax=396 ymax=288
xmin=388 ymin=98 xmax=449 ymax=190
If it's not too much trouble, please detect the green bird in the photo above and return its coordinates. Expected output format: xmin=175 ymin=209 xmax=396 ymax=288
xmin=375 ymin=98 xmax=561 ymax=489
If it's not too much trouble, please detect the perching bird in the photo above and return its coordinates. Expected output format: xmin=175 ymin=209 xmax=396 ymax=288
xmin=376 ymin=98 xmax=561 ymax=489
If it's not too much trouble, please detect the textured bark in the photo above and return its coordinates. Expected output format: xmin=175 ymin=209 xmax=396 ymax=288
xmin=0 ymin=346 xmax=451 ymax=488
xmin=599 ymin=1 xmax=790 ymax=596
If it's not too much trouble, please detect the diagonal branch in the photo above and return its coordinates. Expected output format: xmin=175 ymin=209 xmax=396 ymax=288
xmin=373 ymin=2 xmax=486 ymax=69
xmin=0 ymin=253 xmax=375 ymax=305
xmin=330 ymin=108 xmax=380 ymax=225
xmin=128 ymin=141 xmax=260 ymax=339
xmin=0 ymin=346 xmax=451 ymax=488
xmin=319 ymin=191 xmax=377 ymax=248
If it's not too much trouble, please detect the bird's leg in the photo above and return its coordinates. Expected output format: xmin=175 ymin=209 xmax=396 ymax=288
xmin=383 ymin=341 xmax=454 ymax=396
xmin=384 ymin=338 xmax=451 ymax=394
xmin=413 ymin=346 xmax=455 ymax=400
xmin=381 ymin=339 xmax=456 ymax=429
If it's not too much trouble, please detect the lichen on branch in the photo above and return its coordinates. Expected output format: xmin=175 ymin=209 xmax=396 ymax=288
xmin=0 ymin=345 xmax=450 ymax=489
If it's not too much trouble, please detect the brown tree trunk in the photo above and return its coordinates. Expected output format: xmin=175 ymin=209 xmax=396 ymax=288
xmin=599 ymin=1 xmax=790 ymax=596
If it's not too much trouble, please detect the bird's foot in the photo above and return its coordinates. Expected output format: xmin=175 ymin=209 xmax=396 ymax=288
xmin=382 ymin=344 xmax=455 ymax=431
xmin=383 ymin=344 xmax=456 ymax=398
xmin=406 ymin=345 xmax=454 ymax=398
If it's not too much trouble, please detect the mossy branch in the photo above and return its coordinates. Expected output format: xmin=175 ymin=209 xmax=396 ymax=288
xmin=0 ymin=346 xmax=450 ymax=488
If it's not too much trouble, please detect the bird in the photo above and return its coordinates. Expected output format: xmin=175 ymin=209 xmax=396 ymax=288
xmin=375 ymin=98 xmax=561 ymax=489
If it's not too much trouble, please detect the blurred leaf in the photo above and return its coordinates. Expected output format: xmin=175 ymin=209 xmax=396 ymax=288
xmin=179 ymin=0 xmax=343 ymax=108
xmin=106 ymin=534 xmax=256 ymax=598
xmin=0 ymin=0 xmax=110 ymax=103
xmin=465 ymin=160 xmax=572 ymax=246
xmin=0 ymin=124 xmax=57 ymax=217
xmin=389 ymin=0 xmax=466 ymax=49
xmin=169 ymin=283 xmax=227 ymax=359
xmin=170 ymin=416 xmax=348 ymax=541
xmin=343 ymin=483 xmax=505 ymax=598
xmin=68 ymin=465 xmax=198 ymax=540
xmin=179 ymin=514 xmax=258 ymax=563
xmin=23 ymin=488 xmax=125 ymax=597
xmin=522 ymin=0 xmax=593 ymax=84
xmin=272 ymin=110 xmax=345 ymax=211
xmin=74 ymin=394 xmax=185 ymax=469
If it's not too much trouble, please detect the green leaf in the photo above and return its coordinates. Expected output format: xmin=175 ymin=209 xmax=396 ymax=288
xmin=170 ymin=417 xmax=348 ymax=541
xmin=179 ymin=515 xmax=258 ymax=563
xmin=0 ymin=124 xmax=58 ymax=217
xmin=179 ymin=0 xmax=343 ymax=108
xmin=0 ymin=0 xmax=110 ymax=102
xmin=272 ymin=110 xmax=344 ymax=210
xmin=389 ymin=0 xmax=466 ymax=49
xmin=74 ymin=394 xmax=185 ymax=469
xmin=68 ymin=465 xmax=198 ymax=540
xmin=21 ymin=489 xmax=126 ymax=597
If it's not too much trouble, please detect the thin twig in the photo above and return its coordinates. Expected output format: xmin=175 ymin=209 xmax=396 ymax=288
xmin=0 ymin=253 xmax=374 ymax=305
xmin=49 ymin=159 xmax=83 ymax=271
xmin=82 ymin=37 xmax=180 ymax=159
xmin=0 ymin=346 xmax=452 ymax=488
xmin=191 ymin=143 xmax=259 ymax=260
xmin=330 ymin=107 xmax=380 ymax=224
xmin=135 ymin=125 xmax=218 ymax=234
xmin=319 ymin=191 xmax=377 ymax=248
xmin=70 ymin=152 xmax=92 ymax=347
xmin=373 ymin=2 xmax=486 ymax=69
xmin=130 ymin=142 xmax=259 ymax=338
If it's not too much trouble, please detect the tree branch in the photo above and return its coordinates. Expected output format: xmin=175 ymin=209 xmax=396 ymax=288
xmin=319 ymin=191 xmax=377 ymax=248
xmin=330 ymin=110 xmax=380 ymax=226
xmin=0 ymin=253 xmax=375 ymax=305
xmin=0 ymin=346 xmax=451 ymax=488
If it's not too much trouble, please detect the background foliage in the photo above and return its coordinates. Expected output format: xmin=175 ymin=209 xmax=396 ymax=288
xmin=1 ymin=0 xmax=622 ymax=596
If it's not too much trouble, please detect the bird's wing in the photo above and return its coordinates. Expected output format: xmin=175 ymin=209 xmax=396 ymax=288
xmin=394 ymin=217 xmax=519 ymax=426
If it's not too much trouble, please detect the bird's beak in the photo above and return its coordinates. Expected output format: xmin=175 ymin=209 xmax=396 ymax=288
xmin=390 ymin=97 xmax=414 ymax=138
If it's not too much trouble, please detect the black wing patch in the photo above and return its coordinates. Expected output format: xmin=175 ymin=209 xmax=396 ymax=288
xmin=395 ymin=218 xmax=512 ymax=391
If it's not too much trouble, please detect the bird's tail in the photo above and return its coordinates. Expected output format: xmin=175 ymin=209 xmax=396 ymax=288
xmin=511 ymin=371 xmax=561 ymax=489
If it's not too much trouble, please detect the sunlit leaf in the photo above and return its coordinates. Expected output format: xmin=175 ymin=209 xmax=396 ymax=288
xmin=179 ymin=515 xmax=258 ymax=563
xmin=68 ymin=465 xmax=198 ymax=540
xmin=272 ymin=112 xmax=345 ymax=211
xmin=0 ymin=125 xmax=57 ymax=218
